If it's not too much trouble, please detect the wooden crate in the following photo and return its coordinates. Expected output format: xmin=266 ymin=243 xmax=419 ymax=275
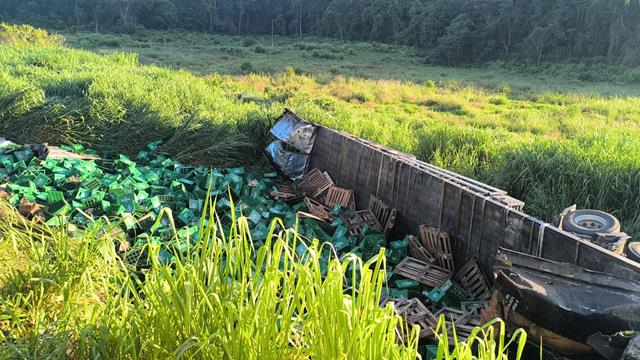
xmin=455 ymin=259 xmax=492 ymax=301
xmin=368 ymin=195 xmax=397 ymax=237
xmin=270 ymin=184 xmax=304 ymax=203
xmin=419 ymin=225 xmax=455 ymax=272
xmin=382 ymin=298 xmax=439 ymax=340
xmin=300 ymin=168 xmax=334 ymax=198
xmin=303 ymin=197 xmax=333 ymax=221
xmin=344 ymin=209 xmax=382 ymax=236
xmin=325 ymin=186 xmax=356 ymax=209
xmin=434 ymin=307 xmax=482 ymax=341
xmin=408 ymin=234 xmax=436 ymax=264
xmin=393 ymin=257 xmax=451 ymax=288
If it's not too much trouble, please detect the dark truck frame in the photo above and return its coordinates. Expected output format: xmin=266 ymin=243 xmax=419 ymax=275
xmin=308 ymin=125 xmax=640 ymax=282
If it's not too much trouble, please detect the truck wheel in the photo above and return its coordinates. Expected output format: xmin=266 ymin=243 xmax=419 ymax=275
xmin=627 ymin=242 xmax=640 ymax=263
xmin=561 ymin=209 xmax=620 ymax=237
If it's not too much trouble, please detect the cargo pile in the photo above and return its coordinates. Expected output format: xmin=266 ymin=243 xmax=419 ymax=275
xmin=0 ymin=138 xmax=494 ymax=357
xmin=0 ymin=141 xmax=390 ymax=274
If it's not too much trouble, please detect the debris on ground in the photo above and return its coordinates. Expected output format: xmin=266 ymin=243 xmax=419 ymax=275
xmin=0 ymin=140 xmax=396 ymax=287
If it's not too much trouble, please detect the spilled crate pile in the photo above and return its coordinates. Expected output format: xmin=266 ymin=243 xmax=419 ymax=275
xmin=0 ymin=140 xmax=493 ymax=346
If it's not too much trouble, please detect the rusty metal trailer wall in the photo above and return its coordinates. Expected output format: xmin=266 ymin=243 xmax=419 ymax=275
xmin=309 ymin=126 xmax=640 ymax=282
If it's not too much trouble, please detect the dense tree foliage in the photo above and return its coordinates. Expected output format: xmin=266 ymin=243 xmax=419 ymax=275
xmin=1 ymin=0 xmax=639 ymax=66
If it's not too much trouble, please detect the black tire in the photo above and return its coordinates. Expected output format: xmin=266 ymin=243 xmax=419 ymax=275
xmin=561 ymin=209 xmax=620 ymax=237
xmin=627 ymin=242 xmax=640 ymax=263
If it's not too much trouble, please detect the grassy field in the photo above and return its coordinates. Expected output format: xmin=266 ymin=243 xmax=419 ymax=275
xmin=0 ymin=25 xmax=631 ymax=359
xmin=66 ymin=30 xmax=640 ymax=97
xmin=2 ymin=32 xmax=640 ymax=238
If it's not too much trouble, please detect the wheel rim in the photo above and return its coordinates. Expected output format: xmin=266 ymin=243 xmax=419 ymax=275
xmin=573 ymin=214 xmax=609 ymax=230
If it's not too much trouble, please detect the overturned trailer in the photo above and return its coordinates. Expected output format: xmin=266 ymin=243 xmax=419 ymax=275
xmin=272 ymin=110 xmax=640 ymax=357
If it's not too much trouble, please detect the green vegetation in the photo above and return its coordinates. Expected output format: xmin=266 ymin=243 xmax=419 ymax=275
xmin=0 ymin=23 xmax=65 ymax=47
xmin=1 ymin=38 xmax=640 ymax=238
xmin=434 ymin=317 xmax=527 ymax=359
xmin=2 ymin=0 xmax=640 ymax=70
xmin=65 ymin=30 xmax=640 ymax=96
xmin=0 ymin=199 xmax=422 ymax=358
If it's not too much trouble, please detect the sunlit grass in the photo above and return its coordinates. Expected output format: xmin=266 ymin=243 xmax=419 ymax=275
xmin=432 ymin=316 xmax=527 ymax=360
xmin=1 ymin=37 xmax=640 ymax=236
xmin=0 ymin=199 xmax=421 ymax=359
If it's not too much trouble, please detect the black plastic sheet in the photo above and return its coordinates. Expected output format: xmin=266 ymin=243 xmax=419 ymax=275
xmin=264 ymin=140 xmax=309 ymax=181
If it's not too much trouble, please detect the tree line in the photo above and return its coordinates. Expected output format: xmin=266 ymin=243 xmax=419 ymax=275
xmin=1 ymin=0 xmax=639 ymax=66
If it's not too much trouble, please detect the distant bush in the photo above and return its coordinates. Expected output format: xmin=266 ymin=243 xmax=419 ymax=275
xmin=424 ymin=79 xmax=436 ymax=89
xmin=241 ymin=37 xmax=257 ymax=47
xmin=0 ymin=23 xmax=65 ymax=47
xmin=253 ymin=45 xmax=267 ymax=54
xmin=296 ymin=43 xmax=321 ymax=51
xmin=312 ymin=50 xmax=344 ymax=60
xmin=489 ymin=96 xmax=508 ymax=105
xmin=219 ymin=46 xmax=247 ymax=56
xmin=623 ymin=67 xmax=640 ymax=84
xmin=97 ymin=37 xmax=121 ymax=48
xmin=240 ymin=61 xmax=255 ymax=73
xmin=497 ymin=81 xmax=511 ymax=96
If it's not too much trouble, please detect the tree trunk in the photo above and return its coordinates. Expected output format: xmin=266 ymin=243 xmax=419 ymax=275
xmin=209 ymin=10 xmax=214 ymax=33
xmin=299 ymin=6 xmax=302 ymax=36
xmin=94 ymin=8 xmax=99 ymax=33
xmin=537 ymin=46 xmax=543 ymax=67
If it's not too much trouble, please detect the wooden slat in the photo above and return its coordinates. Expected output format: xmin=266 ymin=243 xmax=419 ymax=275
xmin=344 ymin=209 xmax=382 ymax=236
xmin=325 ymin=186 xmax=355 ymax=209
xmin=408 ymin=235 xmax=436 ymax=264
xmin=368 ymin=195 xmax=397 ymax=237
xmin=382 ymin=298 xmax=439 ymax=340
xmin=419 ymin=225 xmax=455 ymax=272
xmin=303 ymin=197 xmax=333 ymax=221
xmin=300 ymin=168 xmax=334 ymax=198
xmin=394 ymin=257 xmax=451 ymax=288
xmin=455 ymin=259 xmax=491 ymax=301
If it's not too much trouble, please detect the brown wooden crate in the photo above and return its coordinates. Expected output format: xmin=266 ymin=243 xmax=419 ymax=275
xmin=270 ymin=184 xmax=304 ymax=203
xmin=419 ymin=225 xmax=455 ymax=272
xmin=325 ymin=186 xmax=356 ymax=209
xmin=368 ymin=195 xmax=397 ymax=237
xmin=344 ymin=209 xmax=382 ymax=236
xmin=303 ymin=197 xmax=333 ymax=221
xmin=300 ymin=168 xmax=334 ymax=198
xmin=432 ymin=307 xmax=482 ymax=342
xmin=393 ymin=257 xmax=451 ymax=288
xmin=408 ymin=235 xmax=436 ymax=264
xmin=382 ymin=298 xmax=439 ymax=340
xmin=455 ymin=259 xmax=491 ymax=301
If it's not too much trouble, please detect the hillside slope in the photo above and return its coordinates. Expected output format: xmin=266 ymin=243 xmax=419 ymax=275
xmin=1 ymin=44 xmax=640 ymax=237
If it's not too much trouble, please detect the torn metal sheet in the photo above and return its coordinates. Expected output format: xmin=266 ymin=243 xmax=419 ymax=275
xmin=264 ymin=140 xmax=309 ymax=181
xmin=494 ymin=248 xmax=640 ymax=353
xmin=587 ymin=332 xmax=637 ymax=360
xmin=270 ymin=109 xmax=317 ymax=154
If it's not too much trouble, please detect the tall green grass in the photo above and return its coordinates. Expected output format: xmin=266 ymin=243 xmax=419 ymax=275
xmin=0 ymin=196 xmax=530 ymax=360
xmin=0 ymin=199 xmax=421 ymax=359
xmin=0 ymin=23 xmax=65 ymax=48
xmin=433 ymin=317 xmax=527 ymax=360
xmin=1 ymin=42 xmax=639 ymax=237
